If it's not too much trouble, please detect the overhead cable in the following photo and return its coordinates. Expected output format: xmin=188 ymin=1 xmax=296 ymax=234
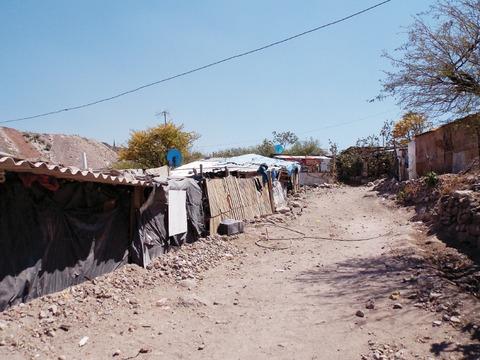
xmin=1 ymin=0 xmax=392 ymax=124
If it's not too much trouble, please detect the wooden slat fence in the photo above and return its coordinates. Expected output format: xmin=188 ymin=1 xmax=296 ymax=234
xmin=206 ymin=175 xmax=273 ymax=232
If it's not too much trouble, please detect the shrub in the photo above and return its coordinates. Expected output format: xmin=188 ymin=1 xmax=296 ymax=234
xmin=425 ymin=171 xmax=439 ymax=188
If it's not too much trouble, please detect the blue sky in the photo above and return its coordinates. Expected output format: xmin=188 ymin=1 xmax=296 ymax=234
xmin=0 ymin=0 xmax=434 ymax=152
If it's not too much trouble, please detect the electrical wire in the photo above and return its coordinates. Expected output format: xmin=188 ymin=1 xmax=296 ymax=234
xmin=1 ymin=0 xmax=393 ymax=124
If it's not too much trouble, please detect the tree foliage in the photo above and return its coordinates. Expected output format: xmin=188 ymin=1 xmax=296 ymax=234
xmin=356 ymin=134 xmax=381 ymax=148
xmin=336 ymin=147 xmax=396 ymax=183
xmin=380 ymin=120 xmax=394 ymax=147
xmin=211 ymin=139 xmax=274 ymax=158
xmin=210 ymin=133 xmax=326 ymax=158
xmin=382 ymin=0 xmax=480 ymax=117
xmin=289 ymin=137 xmax=327 ymax=156
xmin=272 ymin=131 xmax=299 ymax=148
xmin=392 ymin=112 xmax=432 ymax=145
xmin=256 ymin=138 xmax=275 ymax=156
xmin=339 ymin=119 xmax=399 ymax=183
xmin=118 ymin=123 xmax=199 ymax=168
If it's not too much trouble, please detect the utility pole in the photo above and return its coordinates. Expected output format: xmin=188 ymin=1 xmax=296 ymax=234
xmin=156 ymin=110 xmax=169 ymax=125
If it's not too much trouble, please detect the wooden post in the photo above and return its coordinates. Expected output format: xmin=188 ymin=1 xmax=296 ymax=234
xmin=129 ymin=187 xmax=144 ymax=243
xmin=267 ymin=171 xmax=276 ymax=213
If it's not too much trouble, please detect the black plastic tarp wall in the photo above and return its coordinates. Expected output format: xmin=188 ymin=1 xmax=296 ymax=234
xmin=131 ymin=178 xmax=205 ymax=267
xmin=0 ymin=173 xmax=131 ymax=311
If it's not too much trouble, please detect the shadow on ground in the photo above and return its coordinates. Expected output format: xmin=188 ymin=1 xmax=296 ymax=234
xmin=295 ymin=251 xmax=480 ymax=359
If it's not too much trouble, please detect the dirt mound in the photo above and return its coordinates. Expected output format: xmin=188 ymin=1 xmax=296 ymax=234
xmin=0 ymin=127 xmax=118 ymax=169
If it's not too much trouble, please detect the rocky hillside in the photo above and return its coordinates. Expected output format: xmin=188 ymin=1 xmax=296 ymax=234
xmin=0 ymin=127 xmax=118 ymax=169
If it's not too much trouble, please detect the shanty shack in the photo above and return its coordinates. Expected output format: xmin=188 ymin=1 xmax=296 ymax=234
xmin=412 ymin=114 xmax=480 ymax=177
xmin=171 ymin=154 xmax=300 ymax=232
xmin=0 ymin=156 xmax=204 ymax=311
xmin=273 ymin=155 xmax=332 ymax=185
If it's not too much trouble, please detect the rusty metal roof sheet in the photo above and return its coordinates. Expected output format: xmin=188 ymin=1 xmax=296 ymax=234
xmin=0 ymin=156 xmax=152 ymax=187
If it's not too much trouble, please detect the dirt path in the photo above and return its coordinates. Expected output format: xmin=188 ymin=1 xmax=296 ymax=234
xmin=2 ymin=186 xmax=479 ymax=359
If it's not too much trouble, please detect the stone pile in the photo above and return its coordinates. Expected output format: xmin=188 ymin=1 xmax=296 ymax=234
xmin=0 ymin=234 xmax=245 ymax=358
xmin=436 ymin=190 xmax=480 ymax=247
xmin=362 ymin=342 xmax=407 ymax=360
xmin=147 ymin=235 xmax=243 ymax=281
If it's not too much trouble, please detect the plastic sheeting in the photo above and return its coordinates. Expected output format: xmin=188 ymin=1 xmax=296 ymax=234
xmin=0 ymin=173 xmax=131 ymax=311
xmin=170 ymin=154 xmax=301 ymax=178
xmin=131 ymin=178 xmax=205 ymax=268
xmin=217 ymin=154 xmax=300 ymax=174
xmin=271 ymin=180 xmax=288 ymax=211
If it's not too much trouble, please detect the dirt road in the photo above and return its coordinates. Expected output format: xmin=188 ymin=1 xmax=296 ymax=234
xmin=1 ymin=186 xmax=479 ymax=359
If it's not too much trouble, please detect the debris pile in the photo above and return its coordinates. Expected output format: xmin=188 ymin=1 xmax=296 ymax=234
xmin=147 ymin=235 xmax=243 ymax=281
xmin=373 ymin=174 xmax=480 ymax=294
xmin=429 ymin=249 xmax=480 ymax=297
xmin=362 ymin=342 xmax=407 ymax=360
xmin=0 ymin=234 xmax=244 ymax=357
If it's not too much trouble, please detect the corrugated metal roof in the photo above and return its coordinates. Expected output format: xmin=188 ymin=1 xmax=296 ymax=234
xmin=0 ymin=156 xmax=152 ymax=187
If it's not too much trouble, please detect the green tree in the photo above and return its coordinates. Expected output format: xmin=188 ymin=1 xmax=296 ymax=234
xmin=356 ymin=134 xmax=380 ymax=148
xmin=272 ymin=131 xmax=299 ymax=149
xmin=118 ymin=123 xmax=199 ymax=168
xmin=211 ymin=146 xmax=256 ymax=158
xmin=289 ymin=138 xmax=326 ymax=155
xmin=211 ymin=138 xmax=274 ymax=158
xmin=256 ymin=138 xmax=275 ymax=156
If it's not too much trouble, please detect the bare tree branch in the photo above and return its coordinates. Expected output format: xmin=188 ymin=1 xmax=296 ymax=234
xmin=381 ymin=0 xmax=480 ymax=117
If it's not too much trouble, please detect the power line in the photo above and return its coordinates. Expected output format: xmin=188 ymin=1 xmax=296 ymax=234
xmin=1 ymin=0 xmax=392 ymax=124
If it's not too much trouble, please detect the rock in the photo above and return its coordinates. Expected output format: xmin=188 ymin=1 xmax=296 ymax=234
xmin=79 ymin=336 xmax=89 ymax=347
xmin=48 ymin=304 xmax=59 ymax=315
xmin=356 ymin=310 xmax=365 ymax=318
xmin=442 ymin=314 xmax=450 ymax=321
xmin=432 ymin=320 xmax=442 ymax=327
xmin=449 ymin=316 xmax=461 ymax=324
xmin=365 ymin=300 xmax=375 ymax=310
xmin=436 ymin=304 xmax=448 ymax=312
xmin=155 ymin=298 xmax=168 ymax=307
xmin=0 ymin=340 xmax=6 ymax=346
xmin=177 ymin=295 xmax=207 ymax=307
xmin=393 ymin=303 xmax=403 ymax=309
xmin=59 ymin=324 xmax=71 ymax=332
xmin=179 ymin=279 xmax=197 ymax=289
xmin=198 ymin=344 xmax=205 ymax=350
xmin=113 ymin=350 xmax=122 ymax=357
xmin=390 ymin=291 xmax=400 ymax=301
xmin=46 ymin=330 xmax=56 ymax=338
xmin=38 ymin=310 xmax=49 ymax=319
xmin=58 ymin=356 xmax=67 ymax=360
xmin=139 ymin=347 xmax=151 ymax=354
